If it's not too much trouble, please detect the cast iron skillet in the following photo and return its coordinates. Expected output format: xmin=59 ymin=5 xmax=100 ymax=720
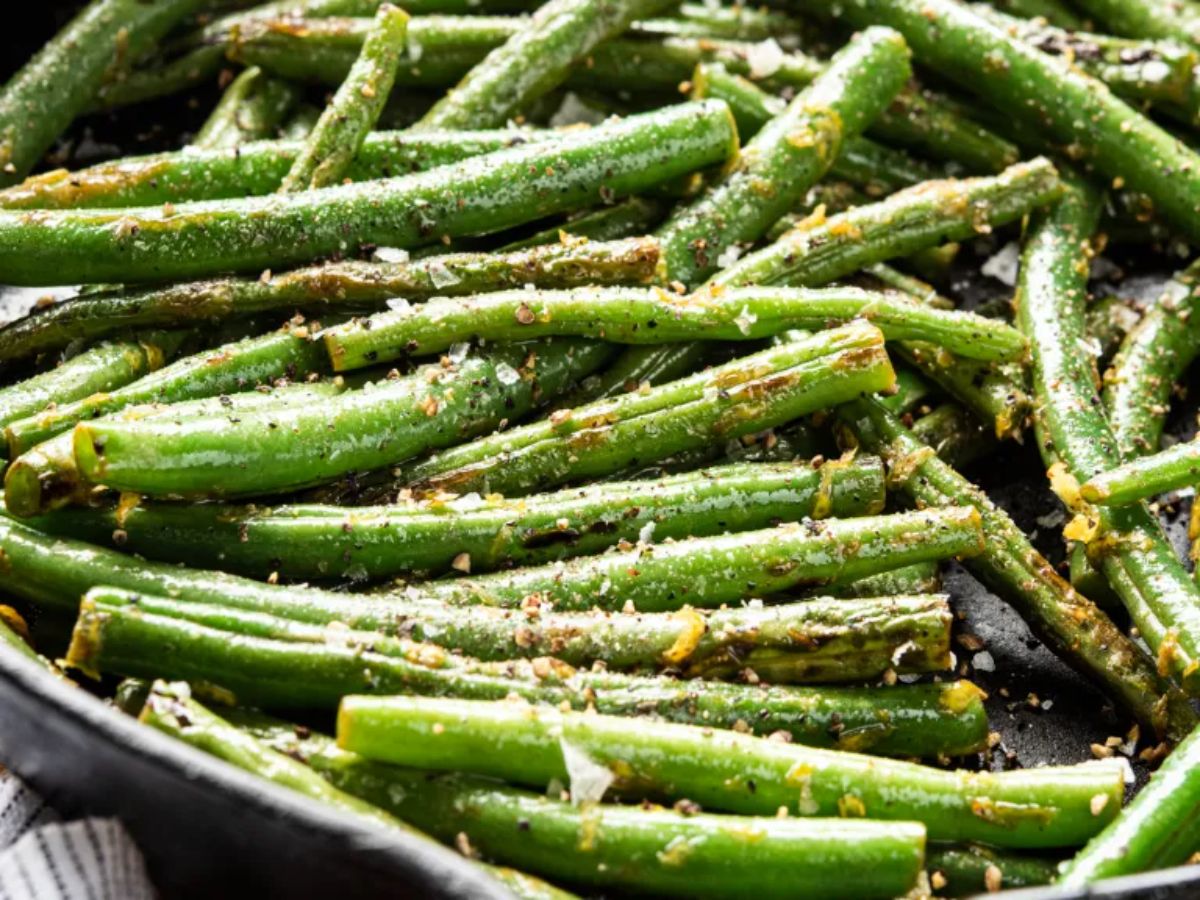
xmin=3 ymin=4 xmax=1200 ymax=898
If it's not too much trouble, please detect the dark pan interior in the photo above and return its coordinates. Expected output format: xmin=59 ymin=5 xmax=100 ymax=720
xmin=3 ymin=3 xmax=1200 ymax=899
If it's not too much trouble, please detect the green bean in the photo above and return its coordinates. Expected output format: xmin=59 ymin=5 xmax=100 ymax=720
xmin=1083 ymin=439 xmax=1200 ymax=506
xmin=73 ymin=339 xmax=609 ymax=499
xmin=193 ymin=67 xmax=302 ymax=151
xmin=5 ymin=383 xmax=344 ymax=518
xmin=0 ymin=130 xmax=553 ymax=210
xmin=709 ymin=158 xmax=1062 ymax=289
xmin=790 ymin=0 xmax=1200 ymax=244
xmin=0 ymin=335 xmax=183 ymax=430
xmin=1070 ymin=0 xmax=1200 ymax=49
xmin=926 ymin=844 xmax=1059 ymax=896
xmin=27 ymin=458 xmax=885 ymax=579
xmin=0 ymin=101 xmax=737 ymax=285
xmin=1104 ymin=262 xmax=1200 ymax=458
xmin=416 ymin=0 xmax=675 ymax=130
xmin=241 ymin=718 xmax=926 ymax=900
xmin=6 ymin=326 xmax=329 ymax=459
xmin=402 ymin=506 xmax=982 ymax=612
xmin=0 ymin=238 xmax=658 ymax=363
xmin=401 ymin=322 xmax=895 ymax=497
xmin=655 ymin=27 xmax=911 ymax=287
xmin=337 ymin=696 xmax=1126 ymax=848
xmin=689 ymin=63 xmax=943 ymax=198
xmin=1016 ymin=179 xmax=1200 ymax=696
xmin=972 ymin=5 xmax=1200 ymax=126
xmin=62 ymin=590 xmax=990 ymax=756
xmin=85 ymin=585 xmax=956 ymax=684
xmin=838 ymin=396 xmax=1199 ymax=742
xmin=281 ymin=5 xmax=409 ymax=191
xmin=323 ymin=285 xmax=1027 ymax=372
xmin=1059 ymin=721 xmax=1200 ymax=884
xmin=0 ymin=0 xmax=204 ymax=186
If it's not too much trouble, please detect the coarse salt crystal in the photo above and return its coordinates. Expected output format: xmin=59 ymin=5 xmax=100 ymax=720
xmin=715 ymin=245 xmax=743 ymax=269
xmin=972 ymin=650 xmax=996 ymax=672
xmin=734 ymin=305 xmax=758 ymax=336
xmin=747 ymin=39 xmax=785 ymax=79
xmin=981 ymin=242 xmax=1020 ymax=286
xmin=373 ymin=246 xmax=410 ymax=264
xmin=428 ymin=260 xmax=460 ymax=289
xmin=561 ymin=739 xmax=614 ymax=806
xmin=495 ymin=362 xmax=521 ymax=385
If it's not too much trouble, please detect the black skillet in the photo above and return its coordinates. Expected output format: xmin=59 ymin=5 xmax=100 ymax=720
xmin=2 ymin=3 xmax=1200 ymax=897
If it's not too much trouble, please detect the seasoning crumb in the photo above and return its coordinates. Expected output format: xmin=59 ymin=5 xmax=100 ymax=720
xmin=984 ymin=864 xmax=1002 ymax=892
xmin=454 ymin=832 xmax=475 ymax=858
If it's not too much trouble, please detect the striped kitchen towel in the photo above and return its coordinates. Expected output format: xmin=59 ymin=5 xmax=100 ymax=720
xmin=0 ymin=770 xmax=154 ymax=900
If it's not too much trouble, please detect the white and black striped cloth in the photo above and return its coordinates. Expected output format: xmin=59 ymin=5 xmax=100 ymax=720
xmin=0 ymin=771 xmax=154 ymax=900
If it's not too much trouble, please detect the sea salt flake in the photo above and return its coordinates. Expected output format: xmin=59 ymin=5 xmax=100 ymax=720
xmin=495 ymin=362 xmax=521 ymax=385
xmin=981 ymin=242 xmax=1020 ymax=286
xmin=448 ymin=342 xmax=471 ymax=363
xmin=1117 ymin=756 xmax=1135 ymax=784
xmin=1142 ymin=60 xmax=1172 ymax=83
xmin=428 ymin=261 xmax=460 ymax=289
xmin=385 ymin=297 xmax=413 ymax=313
xmin=734 ymin=305 xmax=758 ymax=336
xmin=373 ymin=246 xmax=410 ymax=263
xmin=972 ymin=650 xmax=996 ymax=672
xmin=561 ymin=739 xmax=614 ymax=806
xmin=638 ymin=521 xmax=656 ymax=544
xmin=747 ymin=39 xmax=785 ymax=79
xmin=715 ymin=245 xmax=743 ymax=269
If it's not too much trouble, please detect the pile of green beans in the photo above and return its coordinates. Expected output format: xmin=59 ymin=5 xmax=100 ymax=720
xmin=10 ymin=0 xmax=1200 ymax=895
